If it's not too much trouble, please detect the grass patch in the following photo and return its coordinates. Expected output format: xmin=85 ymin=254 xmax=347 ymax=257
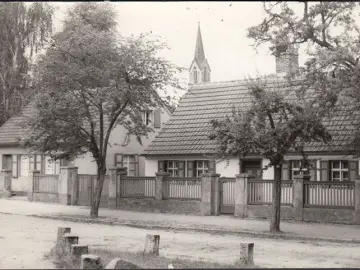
xmin=45 ymin=245 xmax=256 ymax=269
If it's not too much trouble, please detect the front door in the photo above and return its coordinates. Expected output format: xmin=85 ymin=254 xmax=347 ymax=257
xmin=241 ymin=160 xmax=262 ymax=178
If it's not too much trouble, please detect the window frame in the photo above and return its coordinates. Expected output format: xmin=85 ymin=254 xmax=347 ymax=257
xmin=330 ymin=160 xmax=349 ymax=182
xmin=143 ymin=110 xmax=153 ymax=126
xmin=195 ymin=160 xmax=209 ymax=177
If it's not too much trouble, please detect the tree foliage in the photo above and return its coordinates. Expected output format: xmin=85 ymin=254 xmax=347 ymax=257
xmin=20 ymin=2 xmax=183 ymax=217
xmin=209 ymin=76 xmax=334 ymax=232
xmin=247 ymin=1 xmax=360 ymax=150
xmin=0 ymin=2 xmax=53 ymax=124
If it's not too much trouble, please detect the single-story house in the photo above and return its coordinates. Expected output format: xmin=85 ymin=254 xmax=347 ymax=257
xmin=144 ymin=24 xmax=360 ymax=182
xmin=0 ymin=102 xmax=171 ymax=195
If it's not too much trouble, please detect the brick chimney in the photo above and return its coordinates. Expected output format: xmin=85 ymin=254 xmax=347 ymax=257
xmin=275 ymin=43 xmax=299 ymax=76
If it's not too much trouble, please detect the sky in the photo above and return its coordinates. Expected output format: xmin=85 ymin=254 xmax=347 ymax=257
xmin=51 ymin=1 xmax=311 ymax=85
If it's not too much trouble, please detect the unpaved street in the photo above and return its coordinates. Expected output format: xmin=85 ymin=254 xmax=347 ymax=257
xmin=1 ymin=213 xmax=360 ymax=269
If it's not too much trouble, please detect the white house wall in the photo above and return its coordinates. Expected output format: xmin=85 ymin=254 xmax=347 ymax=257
xmin=216 ymin=158 xmax=239 ymax=177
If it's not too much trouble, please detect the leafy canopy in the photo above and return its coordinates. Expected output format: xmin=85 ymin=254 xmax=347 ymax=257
xmin=209 ymin=77 xmax=332 ymax=167
xmin=21 ymin=3 xmax=183 ymax=163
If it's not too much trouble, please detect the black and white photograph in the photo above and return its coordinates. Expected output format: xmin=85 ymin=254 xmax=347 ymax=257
xmin=0 ymin=1 xmax=360 ymax=268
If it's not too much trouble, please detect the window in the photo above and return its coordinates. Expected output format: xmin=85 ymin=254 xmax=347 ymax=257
xmin=290 ymin=160 xmax=309 ymax=180
xmin=143 ymin=111 xmax=153 ymax=126
xmin=165 ymin=161 xmax=179 ymax=177
xmin=331 ymin=160 xmax=348 ymax=181
xmin=114 ymin=154 xmax=139 ymax=176
xmin=195 ymin=160 xmax=209 ymax=177
xmin=193 ymin=67 xmax=198 ymax=83
xmin=44 ymin=155 xmax=60 ymax=175
xmin=123 ymin=155 xmax=136 ymax=176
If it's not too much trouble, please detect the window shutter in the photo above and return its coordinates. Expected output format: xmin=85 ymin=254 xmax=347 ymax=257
xmin=154 ymin=109 xmax=161 ymax=128
xmin=178 ymin=161 xmax=185 ymax=177
xmin=115 ymin=154 xmax=123 ymax=167
xmin=282 ymin=160 xmax=290 ymax=180
xmin=36 ymin=155 xmax=42 ymax=171
xmin=187 ymin=160 xmax=194 ymax=177
xmin=134 ymin=155 xmax=139 ymax=176
xmin=12 ymin=155 xmax=17 ymax=178
xmin=2 ymin=155 xmax=6 ymax=169
xmin=349 ymin=160 xmax=358 ymax=181
xmin=158 ymin=161 xmax=165 ymax=172
xmin=17 ymin=154 xmax=21 ymax=176
xmin=309 ymin=160 xmax=317 ymax=181
xmin=209 ymin=160 xmax=216 ymax=173
xmin=320 ymin=161 xmax=329 ymax=181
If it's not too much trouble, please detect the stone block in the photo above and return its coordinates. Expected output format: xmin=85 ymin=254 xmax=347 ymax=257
xmin=81 ymin=254 xmax=103 ymax=269
xmin=239 ymin=243 xmax=254 ymax=267
xmin=64 ymin=234 xmax=79 ymax=254
xmin=143 ymin=234 xmax=160 ymax=256
xmin=105 ymin=258 xmax=142 ymax=269
xmin=56 ymin=227 xmax=71 ymax=254
xmin=71 ymin=244 xmax=89 ymax=259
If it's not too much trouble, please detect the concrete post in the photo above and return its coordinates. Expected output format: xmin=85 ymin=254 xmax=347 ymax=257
xmin=108 ymin=167 xmax=127 ymax=209
xmin=234 ymin=174 xmax=253 ymax=218
xmin=155 ymin=172 xmax=170 ymax=201
xmin=70 ymin=167 xmax=79 ymax=205
xmin=201 ymin=173 xmax=220 ymax=216
xmin=0 ymin=169 xmax=12 ymax=198
xmin=239 ymin=243 xmax=255 ymax=267
xmin=293 ymin=175 xmax=309 ymax=221
xmin=59 ymin=167 xmax=78 ymax=205
xmin=212 ymin=174 xmax=221 ymax=216
xmin=354 ymin=176 xmax=360 ymax=224
xmin=27 ymin=170 xmax=40 ymax=201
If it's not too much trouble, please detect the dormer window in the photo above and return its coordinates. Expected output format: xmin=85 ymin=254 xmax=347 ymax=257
xmin=203 ymin=66 xmax=207 ymax=82
xmin=143 ymin=110 xmax=153 ymax=126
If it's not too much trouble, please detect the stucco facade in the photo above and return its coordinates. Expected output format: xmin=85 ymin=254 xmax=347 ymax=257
xmin=0 ymin=106 xmax=171 ymax=194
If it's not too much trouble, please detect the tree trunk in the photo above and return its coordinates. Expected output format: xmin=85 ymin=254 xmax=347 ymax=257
xmin=90 ymin=164 xmax=106 ymax=218
xmin=270 ymin=163 xmax=282 ymax=232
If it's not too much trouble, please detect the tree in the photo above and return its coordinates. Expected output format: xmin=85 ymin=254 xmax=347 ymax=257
xmin=20 ymin=3 xmax=183 ymax=218
xmin=0 ymin=2 xmax=53 ymax=125
xmin=247 ymin=1 xmax=360 ymax=145
xmin=209 ymin=76 xmax=335 ymax=232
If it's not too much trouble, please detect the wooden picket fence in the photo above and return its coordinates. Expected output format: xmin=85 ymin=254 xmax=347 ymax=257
xmin=163 ymin=177 xmax=202 ymax=200
xmin=247 ymin=179 xmax=293 ymax=205
xmin=304 ymin=181 xmax=355 ymax=209
xmin=119 ymin=176 xmax=156 ymax=198
xmin=33 ymin=174 xmax=59 ymax=194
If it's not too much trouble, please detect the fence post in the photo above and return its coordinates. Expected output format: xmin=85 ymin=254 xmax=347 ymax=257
xmin=70 ymin=167 xmax=79 ymax=205
xmin=108 ymin=168 xmax=117 ymax=209
xmin=201 ymin=173 xmax=220 ymax=216
xmin=155 ymin=172 xmax=170 ymax=201
xmin=0 ymin=169 xmax=12 ymax=198
xmin=234 ymin=174 xmax=253 ymax=218
xmin=108 ymin=167 xmax=127 ymax=208
xmin=27 ymin=170 xmax=40 ymax=201
xmin=59 ymin=167 xmax=78 ymax=205
xmin=354 ymin=176 xmax=360 ymax=224
xmin=293 ymin=175 xmax=309 ymax=221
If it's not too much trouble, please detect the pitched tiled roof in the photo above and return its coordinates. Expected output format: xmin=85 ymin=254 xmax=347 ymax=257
xmin=0 ymin=102 xmax=36 ymax=145
xmin=144 ymin=79 xmax=357 ymax=156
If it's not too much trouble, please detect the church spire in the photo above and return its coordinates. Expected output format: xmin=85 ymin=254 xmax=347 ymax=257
xmin=189 ymin=23 xmax=211 ymax=85
xmin=194 ymin=22 xmax=205 ymax=65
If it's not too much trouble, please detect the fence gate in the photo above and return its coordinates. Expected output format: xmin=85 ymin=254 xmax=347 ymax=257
xmin=77 ymin=175 xmax=110 ymax=207
xmin=78 ymin=174 xmax=93 ymax=206
xmin=219 ymin=178 xmax=236 ymax=214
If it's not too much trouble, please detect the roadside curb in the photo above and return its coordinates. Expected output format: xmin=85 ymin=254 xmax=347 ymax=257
xmin=20 ymin=213 xmax=360 ymax=245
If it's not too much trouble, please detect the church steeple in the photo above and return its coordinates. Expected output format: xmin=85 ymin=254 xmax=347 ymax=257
xmin=194 ymin=23 xmax=205 ymax=65
xmin=189 ymin=23 xmax=211 ymax=85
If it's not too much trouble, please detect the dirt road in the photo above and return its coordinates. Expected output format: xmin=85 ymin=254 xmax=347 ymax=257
xmin=1 ymin=213 xmax=360 ymax=269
